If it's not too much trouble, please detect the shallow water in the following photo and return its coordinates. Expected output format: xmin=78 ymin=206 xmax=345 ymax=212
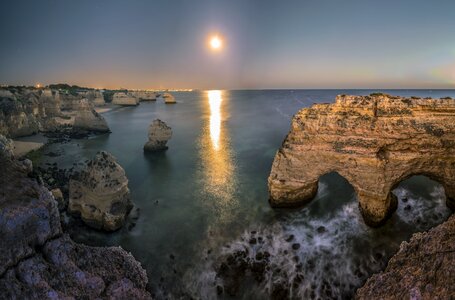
xmin=37 ymin=89 xmax=455 ymax=299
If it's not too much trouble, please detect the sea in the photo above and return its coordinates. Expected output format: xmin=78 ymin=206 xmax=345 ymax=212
xmin=34 ymin=89 xmax=455 ymax=299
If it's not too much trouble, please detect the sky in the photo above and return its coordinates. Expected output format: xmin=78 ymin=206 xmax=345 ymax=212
xmin=1 ymin=0 xmax=455 ymax=89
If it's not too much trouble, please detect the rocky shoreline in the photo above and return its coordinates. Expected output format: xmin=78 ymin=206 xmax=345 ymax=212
xmin=0 ymin=136 xmax=151 ymax=299
xmin=0 ymin=90 xmax=454 ymax=299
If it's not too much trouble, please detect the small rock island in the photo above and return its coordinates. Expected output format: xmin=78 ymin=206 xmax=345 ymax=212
xmin=268 ymin=94 xmax=455 ymax=226
xmin=144 ymin=119 xmax=172 ymax=152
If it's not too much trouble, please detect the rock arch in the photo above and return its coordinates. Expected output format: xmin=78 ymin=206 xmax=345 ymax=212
xmin=268 ymin=94 xmax=455 ymax=226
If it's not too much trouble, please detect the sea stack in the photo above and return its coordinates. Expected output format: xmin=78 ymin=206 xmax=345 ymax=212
xmin=112 ymin=92 xmax=139 ymax=106
xmin=163 ymin=92 xmax=176 ymax=104
xmin=144 ymin=119 xmax=172 ymax=152
xmin=68 ymin=151 xmax=133 ymax=231
xmin=268 ymin=94 xmax=455 ymax=227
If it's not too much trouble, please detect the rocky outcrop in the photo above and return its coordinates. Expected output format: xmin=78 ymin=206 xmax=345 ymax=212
xmin=112 ymin=92 xmax=139 ymax=106
xmin=0 ymin=139 xmax=151 ymax=299
xmin=68 ymin=151 xmax=133 ymax=231
xmin=73 ymin=99 xmax=110 ymax=132
xmin=268 ymin=94 xmax=455 ymax=226
xmin=130 ymin=91 xmax=157 ymax=101
xmin=163 ymin=92 xmax=176 ymax=104
xmin=0 ymin=88 xmax=61 ymax=137
xmin=143 ymin=119 xmax=172 ymax=152
xmin=79 ymin=90 xmax=106 ymax=106
xmin=0 ymin=88 xmax=110 ymax=138
xmin=356 ymin=214 xmax=455 ymax=299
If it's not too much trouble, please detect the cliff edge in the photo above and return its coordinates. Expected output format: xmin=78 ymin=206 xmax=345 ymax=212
xmin=268 ymin=94 xmax=455 ymax=226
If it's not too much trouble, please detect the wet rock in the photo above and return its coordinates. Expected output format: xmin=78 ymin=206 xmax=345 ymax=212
xmin=285 ymin=234 xmax=295 ymax=242
xmin=292 ymin=243 xmax=301 ymax=250
xmin=68 ymin=151 xmax=133 ymax=231
xmin=317 ymin=225 xmax=327 ymax=233
xmin=356 ymin=214 xmax=455 ymax=299
xmin=143 ymin=119 xmax=172 ymax=152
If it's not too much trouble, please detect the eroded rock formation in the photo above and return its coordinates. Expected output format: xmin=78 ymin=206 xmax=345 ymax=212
xmin=0 ymin=136 xmax=151 ymax=299
xmin=0 ymin=87 xmax=61 ymax=137
xmin=144 ymin=119 xmax=172 ymax=152
xmin=163 ymin=92 xmax=176 ymax=104
xmin=130 ymin=91 xmax=157 ymax=101
xmin=356 ymin=214 xmax=455 ymax=299
xmin=268 ymin=94 xmax=455 ymax=226
xmin=112 ymin=92 xmax=139 ymax=106
xmin=68 ymin=151 xmax=133 ymax=231
xmin=0 ymin=87 xmax=110 ymax=138
xmin=73 ymin=99 xmax=110 ymax=132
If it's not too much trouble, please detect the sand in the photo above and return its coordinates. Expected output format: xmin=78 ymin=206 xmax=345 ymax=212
xmin=13 ymin=140 xmax=44 ymax=157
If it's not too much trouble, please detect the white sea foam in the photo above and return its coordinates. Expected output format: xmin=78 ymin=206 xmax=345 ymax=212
xmin=186 ymin=184 xmax=451 ymax=299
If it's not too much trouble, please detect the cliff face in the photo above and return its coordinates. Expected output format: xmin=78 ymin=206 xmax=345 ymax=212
xmin=0 ymin=88 xmax=61 ymax=137
xmin=112 ymin=92 xmax=139 ymax=106
xmin=0 ymin=136 xmax=151 ymax=299
xmin=69 ymin=151 xmax=133 ymax=231
xmin=356 ymin=214 xmax=455 ymax=299
xmin=0 ymin=88 xmax=110 ymax=138
xmin=268 ymin=94 xmax=455 ymax=226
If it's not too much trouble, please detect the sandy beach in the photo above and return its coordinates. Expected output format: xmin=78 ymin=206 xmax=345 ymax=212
xmin=13 ymin=140 xmax=44 ymax=157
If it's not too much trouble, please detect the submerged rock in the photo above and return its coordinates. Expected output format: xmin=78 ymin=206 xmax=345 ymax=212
xmin=68 ymin=151 xmax=133 ymax=231
xmin=0 ymin=146 xmax=151 ymax=299
xmin=144 ymin=119 xmax=172 ymax=152
xmin=356 ymin=214 xmax=455 ymax=299
xmin=112 ymin=92 xmax=139 ymax=106
xmin=268 ymin=94 xmax=455 ymax=226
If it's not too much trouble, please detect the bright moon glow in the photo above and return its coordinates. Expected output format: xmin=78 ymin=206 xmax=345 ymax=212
xmin=208 ymin=90 xmax=222 ymax=150
xmin=210 ymin=36 xmax=222 ymax=50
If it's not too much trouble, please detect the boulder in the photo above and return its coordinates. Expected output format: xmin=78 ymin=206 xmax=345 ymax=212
xmin=143 ymin=119 xmax=172 ymax=152
xmin=68 ymin=151 xmax=133 ymax=231
xmin=356 ymin=214 xmax=455 ymax=299
xmin=112 ymin=92 xmax=139 ymax=106
xmin=0 ymin=145 xmax=150 ymax=300
xmin=268 ymin=94 xmax=455 ymax=226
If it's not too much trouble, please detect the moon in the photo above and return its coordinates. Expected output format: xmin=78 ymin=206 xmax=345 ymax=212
xmin=209 ymin=36 xmax=222 ymax=50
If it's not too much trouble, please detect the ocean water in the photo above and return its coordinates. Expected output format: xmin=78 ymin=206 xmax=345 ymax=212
xmin=37 ymin=90 xmax=454 ymax=299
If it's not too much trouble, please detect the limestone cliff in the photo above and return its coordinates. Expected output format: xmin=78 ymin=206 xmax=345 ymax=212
xmin=68 ymin=151 xmax=133 ymax=231
xmin=130 ymin=91 xmax=157 ymax=101
xmin=0 ymin=136 xmax=151 ymax=299
xmin=268 ymin=94 xmax=455 ymax=226
xmin=0 ymin=87 xmax=110 ymax=138
xmin=0 ymin=88 xmax=61 ymax=137
xmin=356 ymin=214 xmax=455 ymax=299
xmin=113 ymin=92 xmax=139 ymax=106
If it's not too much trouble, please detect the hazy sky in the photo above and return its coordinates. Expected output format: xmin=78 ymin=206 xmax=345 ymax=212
xmin=1 ymin=0 xmax=455 ymax=89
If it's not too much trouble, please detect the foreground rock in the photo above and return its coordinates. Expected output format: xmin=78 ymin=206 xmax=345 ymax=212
xmin=0 ymin=138 xmax=151 ymax=299
xmin=69 ymin=151 xmax=133 ymax=231
xmin=356 ymin=214 xmax=455 ymax=299
xmin=144 ymin=119 xmax=172 ymax=152
xmin=163 ymin=92 xmax=176 ymax=104
xmin=112 ymin=92 xmax=139 ymax=106
xmin=268 ymin=94 xmax=455 ymax=226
